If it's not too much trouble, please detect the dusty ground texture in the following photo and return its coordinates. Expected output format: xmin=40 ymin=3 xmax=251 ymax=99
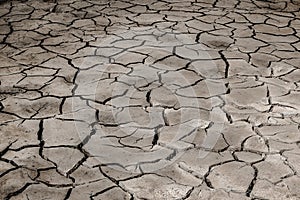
xmin=1 ymin=0 xmax=300 ymax=199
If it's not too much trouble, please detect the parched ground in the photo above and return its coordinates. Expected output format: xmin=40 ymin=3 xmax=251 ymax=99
xmin=0 ymin=0 xmax=300 ymax=199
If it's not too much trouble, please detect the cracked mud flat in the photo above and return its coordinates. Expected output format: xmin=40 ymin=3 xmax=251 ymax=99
xmin=1 ymin=0 xmax=300 ymax=199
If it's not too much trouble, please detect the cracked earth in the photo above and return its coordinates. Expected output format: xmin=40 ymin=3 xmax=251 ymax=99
xmin=1 ymin=0 xmax=300 ymax=199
